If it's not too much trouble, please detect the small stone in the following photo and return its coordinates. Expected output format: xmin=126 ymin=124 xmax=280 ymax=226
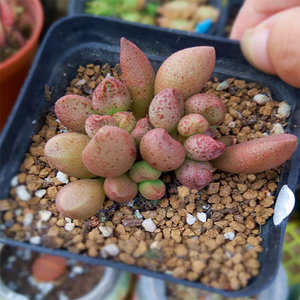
xmin=65 ymin=217 xmax=72 ymax=223
xmin=39 ymin=210 xmax=52 ymax=221
xmin=35 ymin=189 xmax=47 ymax=198
xmin=253 ymin=94 xmax=270 ymax=105
xmin=197 ymin=212 xmax=207 ymax=223
xmin=10 ymin=176 xmax=18 ymax=187
xmin=186 ymin=213 xmax=196 ymax=225
xmin=134 ymin=210 xmax=143 ymax=219
xmin=65 ymin=223 xmax=75 ymax=231
xmin=16 ymin=185 xmax=31 ymax=201
xmin=224 ymin=232 xmax=235 ymax=240
xmin=30 ymin=236 xmax=41 ymax=245
xmin=178 ymin=186 xmax=189 ymax=198
xmin=75 ymin=79 xmax=86 ymax=86
xmin=99 ymin=225 xmax=113 ymax=237
xmin=278 ymin=101 xmax=291 ymax=118
xmin=270 ymin=123 xmax=284 ymax=135
xmin=56 ymin=172 xmax=69 ymax=184
xmin=23 ymin=213 xmax=34 ymax=226
xmin=101 ymin=244 xmax=119 ymax=258
xmin=216 ymin=81 xmax=230 ymax=91
xmin=142 ymin=218 xmax=157 ymax=232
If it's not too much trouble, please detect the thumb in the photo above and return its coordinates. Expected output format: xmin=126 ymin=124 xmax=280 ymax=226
xmin=240 ymin=7 xmax=300 ymax=88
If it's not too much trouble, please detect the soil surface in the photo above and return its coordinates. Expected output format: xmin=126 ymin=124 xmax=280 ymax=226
xmin=0 ymin=63 xmax=291 ymax=291
xmin=0 ymin=246 xmax=105 ymax=300
xmin=166 ymin=281 xmax=257 ymax=300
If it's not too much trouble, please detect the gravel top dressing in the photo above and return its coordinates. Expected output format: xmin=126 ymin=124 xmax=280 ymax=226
xmin=0 ymin=61 xmax=293 ymax=292
xmin=1 ymin=245 xmax=105 ymax=300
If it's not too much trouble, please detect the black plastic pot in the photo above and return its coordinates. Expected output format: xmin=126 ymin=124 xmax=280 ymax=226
xmin=0 ymin=15 xmax=299 ymax=298
xmin=68 ymin=0 xmax=228 ymax=36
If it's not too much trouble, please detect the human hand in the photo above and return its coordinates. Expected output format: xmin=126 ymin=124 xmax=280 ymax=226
xmin=230 ymin=0 xmax=300 ymax=88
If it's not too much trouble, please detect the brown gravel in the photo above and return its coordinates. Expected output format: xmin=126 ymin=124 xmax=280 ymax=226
xmin=0 ymin=64 xmax=288 ymax=292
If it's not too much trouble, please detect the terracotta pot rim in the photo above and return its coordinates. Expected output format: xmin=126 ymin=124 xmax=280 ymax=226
xmin=0 ymin=0 xmax=44 ymax=72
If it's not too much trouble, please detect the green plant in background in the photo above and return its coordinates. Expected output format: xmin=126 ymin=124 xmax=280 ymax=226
xmin=85 ymin=0 xmax=220 ymax=32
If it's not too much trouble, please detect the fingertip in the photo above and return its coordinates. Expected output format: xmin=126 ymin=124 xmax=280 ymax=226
xmin=240 ymin=28 xmax=276 ymax=75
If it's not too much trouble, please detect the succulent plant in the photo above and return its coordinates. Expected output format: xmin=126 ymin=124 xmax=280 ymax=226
xmin=155 ymin=46 xmax=215 ymax=100
xmin=184 ymin=134 xmax=225 ymax=161
xmin=113 ymin=111 xmax=137 ymax=133
xmin=129 ymin=161 xmax=162 ymax=183
xmin=175 ymin=159 xmax=213 ymax=189
xmin=44 ymin=133 xmax=97 ymax=178
xmin=139 ymin=179 xmax=166 ymax=200
xmin=48 ymin=38 xmax=298 ymax=206
xmin=82 ymin=126 xmax=137 ymax=177
xmin=185 ymin=93 xmax=226 ymax=126
xmin=131 ymin=117 xmax=153 ymax=145
xmin=211 ymin=134 xmax=298 ymax=174
xmin=56 ymin=179 xmax=105 ymax=219
xmin=177 ymin=113 xmax=209 ymax=137
xmin=120 ymin=37 xmax=155 ymax=120
xmin=149 ymin=87 xmax=184 ymax=132
xmin=140 ymin=128 xmax=185 ymax=171
xmin=92 ymin=77 xmax=131 ymax=116
xmin=157 ymin=1 xmax=197 ymax=19
xmin=104 ymin=173 xmax=138 ymax=202
xmin=85 ymin=114 xmax=117 ymax=138
xmin=55 ymin=95 xmax=95 ymax=134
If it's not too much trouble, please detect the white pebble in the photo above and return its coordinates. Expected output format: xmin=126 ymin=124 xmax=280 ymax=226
xmin=56 ymin=171 xmax=69 ymax=184
xmin=44 ymin=177 xmax=52 ymax=182
xmin=56 ymin=119 xmax=61 ymax=123
xmin=65 ymin=223 xmax=75 ymax=231
xmin=197 ymin=212 xmax=207 ymax=223
xmin=270 ymin=123 xmax=284 ymax=135
xmin=253 ymin=94 xmax=270 ymax=105
xmin=35 ymin=189 xmax=46 ymax=198
xmin=7 ymin=256 xmax=16 ymax=263
xmin=60 ymin=128 xmax=68 ymax=133
xmin=72 ymin=266 xmax=85 ymax=275
xmin=15 ymin=209 xmax=23 ymax=216
xmin=58 ymin=293 xmax=70 ymax=300
xmin=227 ymin=121 xmax=236 ymax=128
xmin=263 ymin=132 xmax=269 ymax=136
xmin=278 ymin=101 xmax=291 ymax=118
xmin=101 ymin=244 xmax=119 ymax=258
xmin=186 ymin=213 xmax=196 ymax=225
xmin=134 ymin=210 xmax=143 ymax=219
xmin=16 ymin=185 xmax=31 ymax=201
xmin=75 ymin=79 xmax=86 ymax=86
xmin=142 ymin=218 xmax=157 ymax=232
xmin=202 ymin=205 xmax=210 ymax=210
xmin=224 ymin=232 xmax=235 ymax=240
xmin=10 ymin=175 xmax=18 ymax=187
xmin=30 ymin=236 xmax=41 ymax=245
xmin=150 ymin=241 xmax=160 ymax=249
xmin=99 ymin=225 xmax=113 ymax=237
xmin=65 ymin=217 xmax=72 ymax=223
xmin=216 ymin=81 xmax=230 ymax=91
xmin=105 ymin=72 xmax=113 ymax=78
xmin=39 ymin=210 xmax=52 ymax=221
xmin=23 ymin=213 xmax=34 ymax=226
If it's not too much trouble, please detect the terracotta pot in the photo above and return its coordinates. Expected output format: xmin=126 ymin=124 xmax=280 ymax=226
xmin=0 ymin=0 xmax=44 ymax=131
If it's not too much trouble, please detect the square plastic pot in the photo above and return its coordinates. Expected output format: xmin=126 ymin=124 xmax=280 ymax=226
xmin=68 ymin=0 xmax=228 ymax=36
xmin=0 ymin=15 xmax=299 ymax=298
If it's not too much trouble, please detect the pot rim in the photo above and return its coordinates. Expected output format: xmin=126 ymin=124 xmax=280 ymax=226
xmin=0 ymin=244 xmax=119 ymax=300
xmin=0 ymin=0 xmax=44 ymax=72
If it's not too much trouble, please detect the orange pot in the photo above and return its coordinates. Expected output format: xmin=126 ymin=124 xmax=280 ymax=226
xmin=0 ymin=0 xmax=44 ymax=131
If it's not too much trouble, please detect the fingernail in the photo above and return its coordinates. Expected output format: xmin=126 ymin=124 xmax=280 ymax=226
xmin=241 ymin=28 xmax=276 ymax=75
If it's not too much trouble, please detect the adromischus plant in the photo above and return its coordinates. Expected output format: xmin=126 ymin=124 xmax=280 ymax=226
xmin=46 ymin=38 xmax=298 ymax=219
